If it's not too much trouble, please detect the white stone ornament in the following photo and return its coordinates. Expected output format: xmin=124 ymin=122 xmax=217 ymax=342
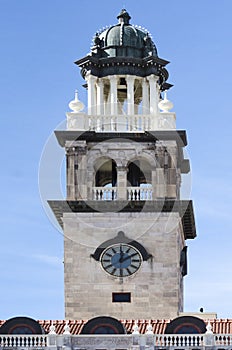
xmin=69 ymin=90 xmax=84 ymax=112
xmin=145 ymin=321 xmax=153 ymax=334
xmin=132 ymin=321 xmax=140 ymax=334
xmin=158 ymin=91 xmax=174 ymax=112
xmin=63 ymin=320 xmax=71 ymax=334
xmin=206 ymin=321 xmax=213 ymax=334
xmin=49 ymin=322 xmax=56 ymax=335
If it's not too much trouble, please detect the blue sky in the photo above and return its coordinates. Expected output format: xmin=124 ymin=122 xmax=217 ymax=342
xmin=0 ymin=0 xmax=232 ymax=320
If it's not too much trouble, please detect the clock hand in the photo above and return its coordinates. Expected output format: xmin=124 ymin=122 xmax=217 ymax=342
xmin=120 ymin=252 xmax=138 ymax=263
xmin=120 ymin=255 xmax=131 ymax=263
xmin=119 ymin=244 xmax=124 ymax=263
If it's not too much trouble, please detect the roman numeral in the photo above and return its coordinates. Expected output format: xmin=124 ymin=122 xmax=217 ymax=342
xmin=130 ymin=264 xmax=137 ymax=269
xmin=105 ymin=253 xmax=112 ymax=257
xmin=105 ymin=264 xmax=113 ymax=269
xmin=130 ymin=252 xmax=138 ymax=258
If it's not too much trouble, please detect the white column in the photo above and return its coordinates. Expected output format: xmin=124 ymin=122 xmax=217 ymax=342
xmin=109 ymin=75 xmax=118 ymax=115
xmin=126 ymin=75 xmax=135 ymax=115
xmin=147 ymin=74 xmax=159 ymax=115
xmin=142 ymin=78 xmax=149 ymax=114
xmin=96 ymin=79 xmax=104 ymax=115
xmin=86 ymin=74 xmax=97 ymax=115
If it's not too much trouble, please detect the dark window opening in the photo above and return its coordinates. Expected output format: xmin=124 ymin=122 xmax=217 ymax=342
xmin=94 ymin=158 xmax=117 ymax=200
xmin=175 ymin=324 xmax=201 ymax=334
xmin=10 ymin=325 xmax=34 ymax=334
xmin=92 ymin=325 xmax=118 ymax=334
xmin=180 ymin=246 xmax=188 ymax=277
xmin=80 ymin=316 xmax=126 ymax=334
xmin=165 ymin=316 xmax=207 ymax=334
xmin=127 ymin=159 xmax=152 ymax=200
xmin=0 ymin=316 xmax=45 ymax=335
xmin=127 ymin=160 xmax=151 ymax=186
xmin=112 ymin=292 xmax=131 ymax=303
xmin=95 ymin=159 xmax=117 ymax=187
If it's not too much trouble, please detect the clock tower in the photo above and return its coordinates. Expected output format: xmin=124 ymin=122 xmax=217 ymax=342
xmin=49 ymin=9 xmax=196 ymax=321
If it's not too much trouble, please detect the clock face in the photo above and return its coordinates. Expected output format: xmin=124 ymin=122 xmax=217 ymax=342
xmin=100 ymin=244 xmax=142 ymax=277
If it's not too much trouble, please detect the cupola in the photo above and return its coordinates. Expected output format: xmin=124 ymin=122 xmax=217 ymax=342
xmin=75 ymin=9 xmax=171 ymax=92
xmin=92 ymin=9 xmax=158 ymax=59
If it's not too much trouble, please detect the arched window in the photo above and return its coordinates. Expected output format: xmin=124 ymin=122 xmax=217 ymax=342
xmin=127 ymin=159 xmax=152 ymax=200
xmin=95 ymin=158 xmax=117 ymax=187
xmin=165 ymin=316 xmax=207 ymax=334
xmin=81 ymin=316 xmax=126 ymax=335
xmin=0 ymin=316 xmax=45 ymax=335
xmin=93 ymin=158 xmax=117 ymax=200
xmin=127 ymin=159 xmax=151 ymax=186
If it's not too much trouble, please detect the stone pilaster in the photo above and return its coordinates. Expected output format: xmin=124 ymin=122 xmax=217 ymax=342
xmin=66 ymin=147 xmax=76 ymax=200
xmin=116 ymin=165 xmax=127 ymax=200
xmin=65 ymin=141 xmax=87 ymax=200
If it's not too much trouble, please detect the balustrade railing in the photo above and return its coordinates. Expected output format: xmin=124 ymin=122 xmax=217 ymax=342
xmin=127 ymin=186 xmax=153 ymax=200
xmin=215 ymin=334 xmax=232 ymax=345
xmin=0 ymin=333 xmax=231 ymax=349
xmin=92 ymin=187 xmax=117 ymax=200
xmin=92 ymin=186 xmax=153 ymax=200
xmin=67 ymin=112 xmax=176 ymax=132
xmin=89 ymin=114 xmax=152 ymax=132
xmin=0 ymin=334 xmax=47 ymax=347
xmin=154 ymin=334 xmax=204 ymax=347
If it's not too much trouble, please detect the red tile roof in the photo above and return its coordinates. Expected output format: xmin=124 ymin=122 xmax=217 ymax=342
xmin=31 ymin=319 xmax=232 ymax=334
xmin=0 ymin=319 xmax=232 ymax=334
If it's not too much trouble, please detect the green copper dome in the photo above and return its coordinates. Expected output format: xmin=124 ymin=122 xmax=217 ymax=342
xmin=92 ymin=9 xmax=158 ymax=59
xmin=76 ymin=9 xmax=171 ymax=91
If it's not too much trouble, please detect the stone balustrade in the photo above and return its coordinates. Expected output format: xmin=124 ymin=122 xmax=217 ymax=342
xmin=215 ymin=334 xmax=232 ymax=345
xmin=92 ymin=186 xmax=153 ymax=200
xmin=0 ymin=334 xmax=47 ymax=347
xmin=154 ymin=334 xmax=204 ymax=346
xmin=127 ymin=186 xmax=153 ymax=200
xmin=92 ymin=187 xmax=117 ymax=200
xmin=66 ymin=112 xmax=176 ymax=132
xmin=0 ymin=332 xmax=230 ymax=349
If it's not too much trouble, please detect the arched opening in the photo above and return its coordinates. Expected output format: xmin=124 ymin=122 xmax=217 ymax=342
xmin=127 ymin=159 xmax=152 ymax=200
xmin=165 ymin=316 xmax=207 ymax=334
xmin=0 ymin=316 xmax=45 ymax=335
xmin=94 ymin=158 xmax=117 ymax=200
xmin=81 ymin=316 xmax=126 ymax=335
xmin=95 ymin=158 xmax=117 ymax=187
xmin=117 ymin=77 xmax=143 ymax=116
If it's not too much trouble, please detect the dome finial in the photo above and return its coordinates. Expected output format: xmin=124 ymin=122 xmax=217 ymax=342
xmin=68 ymin=90 xmax=85 ymax=113
xmin=117 ymin=9 xmax=131 ymax=24
xmin=158 ymin=91 xmax=174 ymax=112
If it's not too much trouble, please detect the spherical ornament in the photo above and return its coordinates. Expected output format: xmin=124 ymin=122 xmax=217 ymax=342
xmin=68 ymin=90 xmax=84 ymax=112
xmin=158 ymin=91 xmax=174 ymax=112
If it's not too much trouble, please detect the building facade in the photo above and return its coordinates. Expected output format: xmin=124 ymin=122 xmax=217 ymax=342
xmin=1 ymin=8 xmax=230 ymax=350
xmin=50 ymin=8 xmax=196 ymax=321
